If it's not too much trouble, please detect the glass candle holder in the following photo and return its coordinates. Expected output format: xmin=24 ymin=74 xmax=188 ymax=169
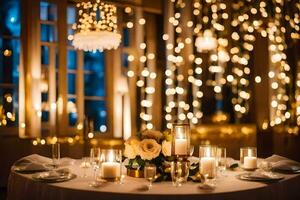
xmin=240 ymin=147 xmax=257 ymax=170
xmin=100 ymin=149 xmax=122 ymax=181
xmin=171 ymin=123 xmax=190 ymax=157
xmin=170 ymin=160 xmax=190 ymax=187
xmin=199 ymin=145 xmax=217 ymax=179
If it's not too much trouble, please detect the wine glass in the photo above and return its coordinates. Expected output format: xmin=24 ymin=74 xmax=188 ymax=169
xmin=144 ymin=164 xmax=156 ymax=189
xmin=217 ymin=147 xmax=227 ymax=177
xmin=52 ymin=143 xmax=60 ymax=168
xmin=80 ymin=157 xmax=91 ymax=177
xmin=89 ymin=147 xmax=101 ymax=187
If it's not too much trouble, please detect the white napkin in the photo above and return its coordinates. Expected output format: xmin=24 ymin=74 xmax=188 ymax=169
xmin=265 ymin=154 xmax=300 ymax=172
xmin=13 ymin=154 xmax=52 ymax=172
xmin=13 ymin=154 xmax=75 ymax=172
xmin=226 ymin=157 xmax=239 ymax=169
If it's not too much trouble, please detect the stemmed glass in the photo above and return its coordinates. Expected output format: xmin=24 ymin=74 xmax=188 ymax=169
xmin=89 ymin=147 xmax=101 ymax=187
xmin=80 ymin=157 xmax=91 ymax=178
xmin=52 ymin=143 xmax=60 ymax=169
xmin=144 ymin=164 xmax=156 ymax=189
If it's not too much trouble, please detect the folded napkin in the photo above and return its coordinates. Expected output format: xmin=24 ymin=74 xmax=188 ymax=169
xmin=265 ymin=155 xmax=300 ymax=173
xmin=13 ymin=154 xmax=52 ymax=172
xmin=247 ymin=171 xmax=273 ymax=179
xmin=226 ymin=157 xmax=239 ymax=169
xmin=13 ymin=154 xmax=75 ymax=172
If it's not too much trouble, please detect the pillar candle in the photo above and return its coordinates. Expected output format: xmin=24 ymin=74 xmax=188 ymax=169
xmin=175 ymin=138 xmax=188 ymax=155
xmin=200 ymin=157 xmax=216 ymax=178
xmin=243 ymin=156 xmax=257 ymax=169
xmin=101 ymin=162 xmax=121 ymax=178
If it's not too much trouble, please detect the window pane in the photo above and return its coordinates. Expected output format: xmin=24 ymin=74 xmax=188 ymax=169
xmin=67 ymin=50 xmax=77 ymax=70
xmin=123 ymin=28 xmax=130 ymax=47
xmin=40 ymin=1 xmax=57 ymax=21
xmin=67 ymin=6 xmax=76 ymax=25
xmin=68 ymin=98 xmax=77 ymax=126
xmin=0 ymin=88 xmax=18 ymax=127
xmin=41 ymin=24 xmax=57 ymax=42
xmin=84 ymin=51 xmax=105 ymax=97
xmin=85 ymin=100 xmax=107 ymax=133
xmin=0 ymin=0 xmax=21 ymax=37
xmin=0 ymin=38 xmax=20 ymax=85
xmin=122 ymin=52 xmax=129 ymax=68
xmin=68 ymin=74 xmax=76 ymax=95
xmin=67 ymin=28 xmax=75 ymax=45
xmin=41 ymin=46 xmax=49 ymax=65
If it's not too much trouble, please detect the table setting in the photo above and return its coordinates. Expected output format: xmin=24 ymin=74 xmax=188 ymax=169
xmin=7 ymin=124 xmax=300 ymax=200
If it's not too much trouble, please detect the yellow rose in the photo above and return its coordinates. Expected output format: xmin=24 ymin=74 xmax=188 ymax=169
xmin=141 ymin=130 xmax=163 ymax=141
xmin=124 ymin=143 xmax=137 ymax=159
xmin=138 ymin=139 xmax=161 ymax=160
xmin=124 ymin=136 xmax=140 ymax=159
xmin=161 ymin=140 xmax=171 ymax=157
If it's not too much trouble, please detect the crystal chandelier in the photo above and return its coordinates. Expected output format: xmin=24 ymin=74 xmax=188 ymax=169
xmin=72 ymin=1 xmax=121 ymax=52
xmin=195 ymin=29 xmax=217 ymax=52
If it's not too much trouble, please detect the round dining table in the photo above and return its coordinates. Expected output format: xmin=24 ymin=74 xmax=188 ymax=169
xmin=7 ymin=160 xmax=300 ymax=200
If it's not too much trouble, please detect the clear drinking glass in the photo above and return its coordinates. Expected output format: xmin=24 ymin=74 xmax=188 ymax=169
xmin=52 ymin=143 xmax=60 ymax=168
xmin=89 ymin=147 xmax=101 ymax=187
xmin=144 ymin=164 xmax=156 ymax=189
xmin=217 ymin=147 xmax=227 ymax=176
xmin=170 ymin=160 xmax=189 ymax=187
xmin=80 ymin=157 xmax=91 ymax=177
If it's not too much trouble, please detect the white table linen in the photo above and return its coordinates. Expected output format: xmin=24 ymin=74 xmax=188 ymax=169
xmin=7 ymin=157 xmax=300 ymax=200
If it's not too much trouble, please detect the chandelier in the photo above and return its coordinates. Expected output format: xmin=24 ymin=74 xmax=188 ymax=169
xmin=72 ymin=1 xmax=121 ymax=52
xmin=195 ymin=29 xmax=217 ymax=52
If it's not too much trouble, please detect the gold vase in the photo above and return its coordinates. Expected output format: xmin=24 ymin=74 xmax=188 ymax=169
xmin=127 ymin=169 xmax=144 ymax=178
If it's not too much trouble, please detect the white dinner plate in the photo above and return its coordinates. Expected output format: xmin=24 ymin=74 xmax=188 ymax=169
xmin=237 ymin=172 xmax=284 ymax=182
xmin=32 ymin=171 xmax=76 ymax=183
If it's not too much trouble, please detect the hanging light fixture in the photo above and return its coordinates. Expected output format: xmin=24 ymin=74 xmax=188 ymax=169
xmin=195 ymin=29 xmax=217 ymax=52
xmin=72 ymin=1 xmax=121 ymax=52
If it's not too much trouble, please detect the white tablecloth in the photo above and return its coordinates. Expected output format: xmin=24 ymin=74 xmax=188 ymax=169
xmin=7 ymin=160 xmax=300 ymax=200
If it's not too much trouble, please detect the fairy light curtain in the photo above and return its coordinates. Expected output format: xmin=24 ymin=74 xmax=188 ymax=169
xmin=163 ymin=0 xmax=299 ymax=130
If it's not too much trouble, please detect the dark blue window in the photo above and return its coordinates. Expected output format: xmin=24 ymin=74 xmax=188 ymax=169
xmin=67 ymin=6 xmax=76 ymax=24
xmin=67 ymin=50 xmax=77 ymax=70
xmin=41 ymin=46 xmax=49 ymax=65
xmin=123 ymin=28 xmax=130 ymax=47
xmin=84 ymin=51 xmax=105 ymax=97
xmin=0 ymin=0 xmax=21 ymax=37
xmin=68 ymin=98 xmax=77 ymax=126
xmin=0 ymin=88 xmax=18 ymax=126
xmin=122 ymin=52 xmax=129 ymax=68
xmin=41 ymin=24 xmax=57 ymax=42
xmin=40 ymin=1 xmax=57 ymax=21
xmin=0 ymin=39 xmax=20 ymax=85
xmin=68 ymin=74 xmax=76 ymax=95
xmin=85 ymin=100 xmax=107 ymax=132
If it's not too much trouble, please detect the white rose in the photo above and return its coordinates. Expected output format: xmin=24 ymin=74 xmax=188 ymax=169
xmin=138 ymin=139 xmax=161 ymax=160
xmin=124 ymin=136 xmax=140 ymax=159
xmin=141 ymin=130 xmax=163 ymax=141
xmin=124 ymin=143 xmax=137 ymax=159
xmin=161 ymin=140 xmax=171 ymax=157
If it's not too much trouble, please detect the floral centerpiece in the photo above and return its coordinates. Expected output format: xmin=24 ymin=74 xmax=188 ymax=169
xmin=123 ymin=129 xmax=199 ymax=181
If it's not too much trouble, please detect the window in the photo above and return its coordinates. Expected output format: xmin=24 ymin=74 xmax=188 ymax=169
xmin=84 ymin=51 xmax=107 ymax=133
xmin=39 ymin=1 xmax=58 ymax=135
xmin=0 ymin=0 xmax=21 ymax=128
